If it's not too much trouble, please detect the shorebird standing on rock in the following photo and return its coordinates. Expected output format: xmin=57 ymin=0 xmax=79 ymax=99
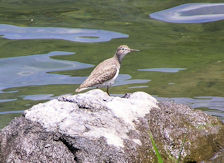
xmin=75 ymin=45 xmax=139 ymax=96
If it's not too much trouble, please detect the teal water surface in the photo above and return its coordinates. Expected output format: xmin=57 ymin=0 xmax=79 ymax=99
xmin=0 ymin=0 xmax=224 ymax=129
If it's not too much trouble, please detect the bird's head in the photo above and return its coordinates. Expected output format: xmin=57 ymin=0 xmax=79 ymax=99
xmin=115 ymin=45 xmax=139 ymax=63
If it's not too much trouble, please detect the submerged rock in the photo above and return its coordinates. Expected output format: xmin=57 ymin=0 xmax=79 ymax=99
xmin=0 ymin=89 xmax=224 ymax=162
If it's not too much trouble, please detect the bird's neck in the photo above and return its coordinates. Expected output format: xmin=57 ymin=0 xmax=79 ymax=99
xmin=114 ymin=53 xmax=122 ymax=64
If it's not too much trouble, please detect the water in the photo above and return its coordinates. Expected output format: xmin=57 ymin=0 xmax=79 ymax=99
xmin=150 ymin=3 xmax=224 ymax=23
xmin=138 ymin=68 xmax=186 ymax=73
xmin=0 ymin=51 xmax=93 ymax=92
xmin=0 ymin=0 xmax=224 ymax=130
xmin=0 ymin=24 xmax=128 ymax=42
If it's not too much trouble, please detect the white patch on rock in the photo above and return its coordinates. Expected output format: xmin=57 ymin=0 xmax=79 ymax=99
xmin=25 ymin=100 xmax=78 ymax=131
xmin=25 ymin=89 xmax=158 ymax=148
xmin=107 ymin=92 xmax=158 ymax=129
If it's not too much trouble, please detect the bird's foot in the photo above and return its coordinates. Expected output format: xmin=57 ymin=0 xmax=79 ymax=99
xmin=122 ymin=93 xmax=131 ymax=98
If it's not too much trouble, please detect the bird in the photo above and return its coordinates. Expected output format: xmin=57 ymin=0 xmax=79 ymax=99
xmin=75 ymin=45 xmax=139 ymax=96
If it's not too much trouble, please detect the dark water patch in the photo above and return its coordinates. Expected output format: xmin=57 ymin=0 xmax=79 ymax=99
xmin=0 ymin=24 xmax=128 ymax=42
xmin=0 ymin=51 xmax=93 ymax=92
xmin=150 ymin=3 xmax=224 ymax=23
xmin=138 ymin=68 xmax=186 ymax=73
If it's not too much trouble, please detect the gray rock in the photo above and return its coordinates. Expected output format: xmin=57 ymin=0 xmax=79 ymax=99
xmin=0 ymin=89 xmax=224 ymax=162
xmin=0 ymin=116 xmax=75 ymax=162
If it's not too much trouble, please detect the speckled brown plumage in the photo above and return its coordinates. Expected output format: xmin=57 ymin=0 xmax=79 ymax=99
xmin=76 ymin=56 xmax=120 ymax=91
xmin=75 ymin=45 xmax=139 ymax=95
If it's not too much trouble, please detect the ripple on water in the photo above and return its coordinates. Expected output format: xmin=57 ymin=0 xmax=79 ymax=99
xmin=115 ymin=74 xmax=150 ymax=86
xmin=128 ymin=85 xmax=149 ymax=89
xmin=150 ymin=3 xmax=224 ymax=23
xmin=0 ymin=24 xmax=128 ymax=42
xmin=23 ymin=94 xmax=54 ymax=101
xmin=0 ymin=50 xmax=150 ymax=93
xmin=0 ymin=51 xmax=94 ymax=92
xmin=0 ymin=110 xmax=24 ymax=115
xmin=158 ymin=96 xmax=224 ymax=121
xmin=0 ymin=99 xmax=17 ymax=103
xmin=138 ymin=68 xmax=186 ymax=73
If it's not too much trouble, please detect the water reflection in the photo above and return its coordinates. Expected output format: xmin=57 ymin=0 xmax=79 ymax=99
xmin=150 ymin=3 xmax=224 ymax=23
xmin=0 ymin=110 xmax=24 ymax=115
xmin=138 ymin=68 xmax=186 ymax=73
xmin=16 ymin=75 xmax=149 ymax=101
xmin=0 ymin=49 xmax=149 ymax=93
xmin=1 ymin=95 xmax=224 ymax=121
xmin=0 ymin=24 xmax=128 ymax=42
xmin=0 ymin=74 xmax=149 ymax=116
xmin=23 ymin=94 xmax=54 ymax=101
xmin=172 ymin=96 xmax=224 ymax=111
xmin=128 ymin=85 xmax=149 ymax=89
xmin=0 ymin=51 xmax=93 ymax=92
xmin=0 ymin=99 xmax=17 ymax=103
xmin=114 ymin=74 xmax=149 ymax=86
xmin=158 ymin=96 xmax=224 ymax=121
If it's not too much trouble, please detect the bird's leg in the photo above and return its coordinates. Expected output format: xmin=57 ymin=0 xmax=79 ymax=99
xmin=106 ymin=86 xmax=110 ymax=96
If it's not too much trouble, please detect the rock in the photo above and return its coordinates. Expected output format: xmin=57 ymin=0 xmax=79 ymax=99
xmin=139 ymin=102 xmax=224 ymax=162
xmin=0 ymin=89 xmax=224 ymax=162
xmin=0 ymin=117 xmax=75 ymax=162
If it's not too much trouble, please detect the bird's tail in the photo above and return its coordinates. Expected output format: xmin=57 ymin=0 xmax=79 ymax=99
xmin=75 ymin=87 xmax=88 ymax=93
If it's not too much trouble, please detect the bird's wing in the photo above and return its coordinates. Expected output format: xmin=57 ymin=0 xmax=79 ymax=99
xmin=80 ymin=60 xmax=118 ymax=88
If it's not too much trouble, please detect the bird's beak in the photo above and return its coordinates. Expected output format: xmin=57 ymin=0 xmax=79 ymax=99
xmin=130 ymin=49 xmax=140 ymax=52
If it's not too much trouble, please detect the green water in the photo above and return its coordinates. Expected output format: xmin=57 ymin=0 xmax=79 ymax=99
xmin=0 ymin=0 xmax=224 ymax=129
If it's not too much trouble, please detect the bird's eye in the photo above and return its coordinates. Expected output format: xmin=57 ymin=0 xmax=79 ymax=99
xmin=121 ymin=48 xmax=124 ymax=50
